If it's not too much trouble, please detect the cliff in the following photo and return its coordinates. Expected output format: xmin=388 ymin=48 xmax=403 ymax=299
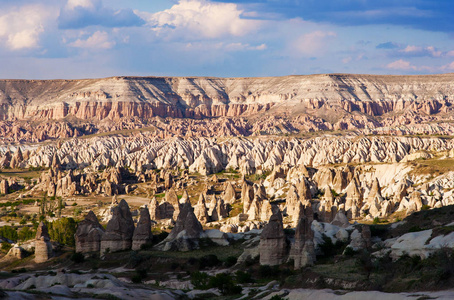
xmin=1 ymin=73 xmax=453 ymax=121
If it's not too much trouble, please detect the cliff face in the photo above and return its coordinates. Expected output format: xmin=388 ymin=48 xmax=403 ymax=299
xmin=1 ymin=74 xmax=453 ymax=121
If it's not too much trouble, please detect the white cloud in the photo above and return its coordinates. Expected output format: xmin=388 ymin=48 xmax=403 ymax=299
xmin=292 ymin=30 xmax=337 ymax=57
xmin=59 ymin=0 xmax=144 ymax=29
xmin=0 ymin=5 xmax=54 ymax=50
xmin=441 ymin=61 xmax=454 ymax=71
xmin=386 ymin=59 xmax=416 ymax=70
xmin=400 ymin=45 xmax=442 ymax=57
xmin=185 ymin=41 xmax=267 ymax=52
xmin=139 ymin=0 xmax=261 ymax=40
xmin=386 ymin=59 xmax=436 ymax=72
xmin=69 ymin=31 xmax=115 ymax=49
xmin=66 ymin=0 xmax=99 ymax=10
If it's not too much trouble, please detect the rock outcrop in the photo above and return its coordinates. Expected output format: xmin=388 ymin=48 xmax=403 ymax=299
xmin=157 ymin=202 xmax=203 ymax=251
xmin=223 ymin=182 xmax=236 ymax=204
xmin=100 ymin=199 xmax=135 ymax=254
xmin=259 ymin=209 xmax=287 ymax=266
xmin=35 ymin=222 xmax=53 ymax=263
xmin=194 ymin=193 xmax=209 ymax=225
xmin=148 ymin=197 xmax=161 ymax=221
xmin=132 ymin=207 xmax=153 ymax=250
xmin=75 ymin=211 xmax=105 ymax=253
xmin=5 ymin=245 xmax=26 ymax=260
xmin=289 ymin=215 xmax=315 ymax=269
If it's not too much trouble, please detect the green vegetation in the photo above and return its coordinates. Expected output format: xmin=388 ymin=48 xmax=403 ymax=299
xmin=190 ymin=272 xmax=242 ymax=295
xmin=0 ymin=199 xmax=38 ymax=208
xmin=1 ymin=241 xmax=12 ymax=252
xmin=18 ymin=226 xmax=35 ymax=241
xmin=131 ymin=268 xmax=147 ymax=283
xmin=70 ymin=252 xmax=85 ymax=264
xmin=0 ymin=225 xmax=18 ymax=241
xmin=46 ymin=217 xmax=77 ymax=246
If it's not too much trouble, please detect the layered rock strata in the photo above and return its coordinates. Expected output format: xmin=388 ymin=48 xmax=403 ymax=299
xmin=34 ymin=222 xmax=53 ymax=263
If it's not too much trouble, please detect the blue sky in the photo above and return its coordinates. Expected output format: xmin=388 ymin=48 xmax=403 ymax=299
xmin=0 ymin=0 xmax=453 ymax=79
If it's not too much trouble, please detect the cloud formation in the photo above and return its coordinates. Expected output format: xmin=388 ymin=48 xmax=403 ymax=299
xmin=213 ymin=0 xmax=454 ymax=33
xmin=292 ymin=31 xmax=337 ymax=57
xmin=139 ymin=0 xmax=261 ymax=40
xmin=376 ymin=42 xmax=399 ymax=49
xmin=400 ymin=45 xmax=442 ymax=57
xmin=0 ymin=4 xmax=54 ymax=50
xmin=387 ymin=59 xmax=416 ymax=71
xmin=58 ymin=0 xmax=145 ymax=29
xmin=69 ymin=31 xmax=115 ymax=49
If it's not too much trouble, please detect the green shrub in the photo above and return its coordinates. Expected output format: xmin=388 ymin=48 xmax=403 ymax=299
xmin=259 ymin=265 xmax=280 ymax=279
xmin=343 ymin=246 xmax=357 ymax=256
xmin=18 ymin=226 xmax=35 ymax=242
xmin=190 ymin=271 xmax=210 ymax=290
xmin=131 ymin=268 xmax=147 ymax=283
xmin=409 ymin=226 xmax=423 ymax=233
xmin=70 ymin=252 xmax=85 ymax=264
xmin=270 ymin=295 xmax=288 ymax=300
xmin=208 ymin=273 xmax=242 ymax=295
xmin=0 ymin=225 xmax=18 ymax=241
xmin=152 ymin=231 xmax=169 ymax=245
xmin=225 ymin=256 xmax=238 ymax=268
xmin=235 ymin=270 xmax=254 ymax=284
xmin=199 ymin=254 xmax=221 ymax=270
xmin=1 ymin=242 xmax=12 ymax=252
xmin=47 ymin=217 xmax=77 ymax=246
xmin=318 ymin=234 xmax=347 ymax=259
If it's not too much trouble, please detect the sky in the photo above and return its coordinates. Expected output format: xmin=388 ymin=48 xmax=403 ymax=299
xmin=1 ymin=0 xmax=454 ymax=79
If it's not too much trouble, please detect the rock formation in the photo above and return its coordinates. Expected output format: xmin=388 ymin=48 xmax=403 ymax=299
xmin=35 ymin=222 xmax=53 ymax=263
xmin=75 ymin=211 xmax=105 ymax=253
xmin=132 ymin=207 xmax=153 ymax=250
xmin=0 ymin=179 xmax=8 ymax=195
xmin=345 ymin=179 xmax=363 ymax=219
xmin=223 ymin=182 xmax=236 ymax=204
xmin=297 ymin=179 xmax=312 ymax=201
xmin=347 ymin=225 xmax=372 ymax=251
xmin=259 ymin=209 xmax=287 ymax=266
xmin=165 ymin=188 xmax=180 ymax=220
xmin=289 ymin=215 xmax=315 ymax=269
xmin=367 ymin=178 xmax=383 ymax=203
xmin=194 ymin=193 xmax=209 ymax=225
xmin=148 ymin=197 xmax=161 ymax=221
xmin=285 ymin=185 xmax=300 ymax=223
xmin=331 ymin=211 xmax=350 ymax=228
xmin=5 ymin=245 xmax=26 ymax=260
xmin=242 ymin=181 xmax=254 ymax=213
xmin=100 ymin=199 xmax=135 ymax=254
xmin=157 ymin=202 xmax=203 ymax=251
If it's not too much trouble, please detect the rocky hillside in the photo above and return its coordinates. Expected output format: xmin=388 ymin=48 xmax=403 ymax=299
xmin=1 ymin=73 xmax=454 ymax=121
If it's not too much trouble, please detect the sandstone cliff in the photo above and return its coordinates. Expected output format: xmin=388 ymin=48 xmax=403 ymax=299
xmin=1 ymin=73 xmax=454 ymax=122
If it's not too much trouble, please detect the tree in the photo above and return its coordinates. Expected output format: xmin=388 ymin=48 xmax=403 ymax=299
xmin=18 ymin=226 xmax=35 ymax=242
xmin=208 ymin=273 xmax=242 ymax=295
xmin=47 ymin=218 xmax=77 ymax=246
xmin=0 ymin=225 xmax=18 ymax=241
